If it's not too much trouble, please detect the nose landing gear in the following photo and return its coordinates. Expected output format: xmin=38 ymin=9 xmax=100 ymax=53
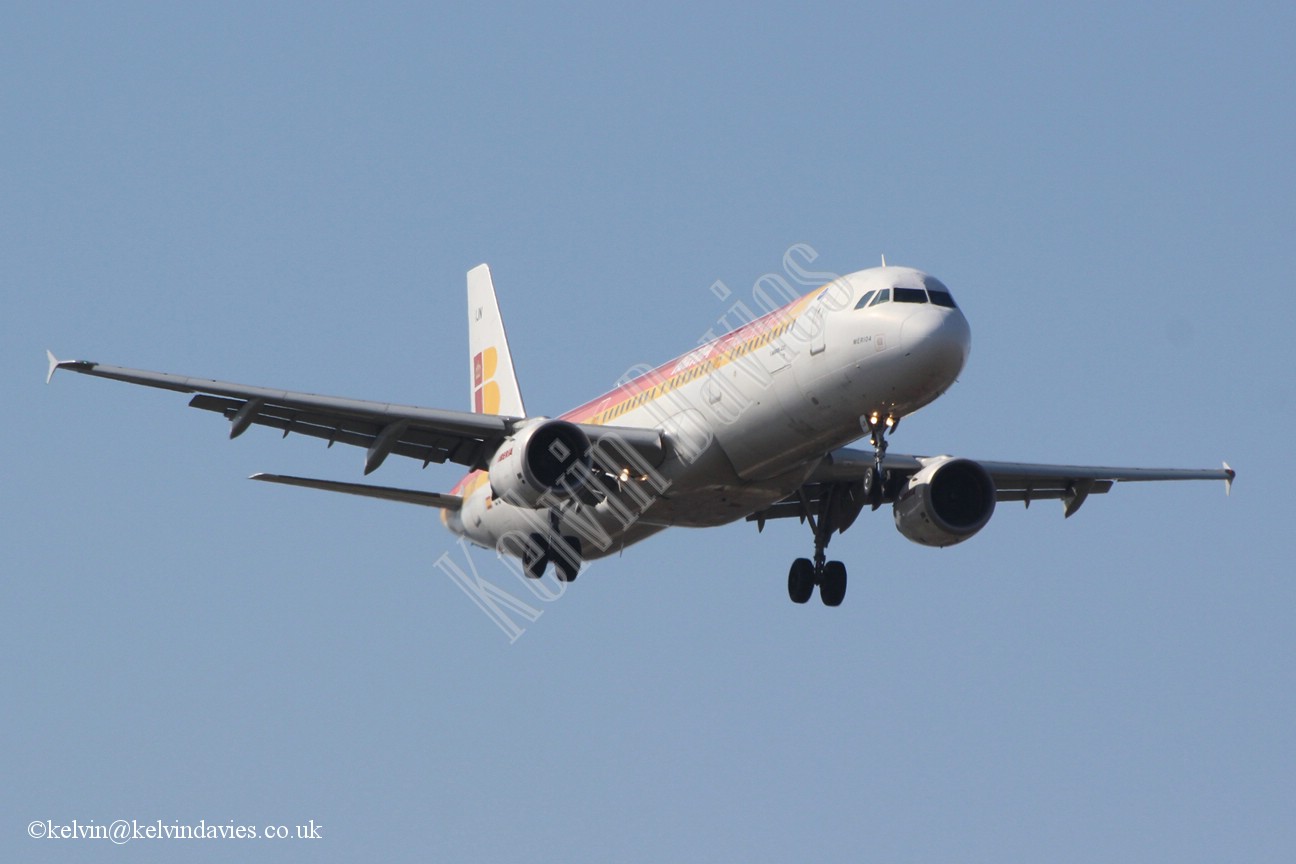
xmin=863 ymin=412 xmax=899 ymax=510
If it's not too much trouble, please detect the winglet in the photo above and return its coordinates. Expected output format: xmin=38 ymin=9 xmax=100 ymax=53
xmin=45 ymin=350 xmax=96 ymax=383
xmin=1223 ymin=461 xmax=1235 ymax=496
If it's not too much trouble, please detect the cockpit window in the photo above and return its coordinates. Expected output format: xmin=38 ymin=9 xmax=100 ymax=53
xmin=868 ymin=288 xmax=891 ymax=306
xmin=894 ymin=287 xmax=928 ymax=304
xmin=924 ymin=276 xmax=958 ymax=308
xmin=853 ymin=290 xmax=876 ymax=310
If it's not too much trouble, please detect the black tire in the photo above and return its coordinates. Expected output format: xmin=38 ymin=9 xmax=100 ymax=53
xmin=554 ymin=536 xmax=582 ymax=582
xmin=869 ymin=465 xmax=884 ymax=510
xmin=524 ymin=533 xmax=549 ymax=579
xmin=788 ymin=558 xmax=815 ymax=604
xmin=820 ymin=560 xmax=847 ymax=607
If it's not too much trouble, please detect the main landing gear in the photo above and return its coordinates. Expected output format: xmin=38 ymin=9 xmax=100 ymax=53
xmin=785 ymin=412 xmax=898 ymax=607
xmin=523 ymin=533 xmax=582 ymax=582
xmin=787 ymin=557 xmax=847 ymax=606
xmin=787 ymin=495 xmax=851 ymax=606
xmin=521 ymin=512 xmax=582 ymax=582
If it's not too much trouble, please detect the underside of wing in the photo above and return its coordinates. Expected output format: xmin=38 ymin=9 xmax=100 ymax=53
xmin=751 ymin=446 xmax=1234 ymax=526
xmin=46 ymin=354 xmax=667 ymax=478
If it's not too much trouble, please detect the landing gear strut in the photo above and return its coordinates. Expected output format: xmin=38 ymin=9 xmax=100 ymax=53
xmin=863 ymin=412 xmax=899 ymax=510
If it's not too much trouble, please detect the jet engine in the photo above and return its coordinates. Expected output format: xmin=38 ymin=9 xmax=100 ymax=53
xmin=893 ymin=457 xmax=996 ymax=547
xmin=488 ymin=419 xmax=592 ymax=508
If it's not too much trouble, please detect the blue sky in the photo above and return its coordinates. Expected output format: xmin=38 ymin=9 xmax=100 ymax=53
xmin=4 ymin=2 xmax=1293 ymax=861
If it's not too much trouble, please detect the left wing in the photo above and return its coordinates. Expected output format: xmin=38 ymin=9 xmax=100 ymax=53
xmin=250 ymin=473 xmax=463 ymax=509
xmin=46 ymin=352 xmax=665 ymax=475
xmin=751 ymin=445 xmax=1234 ymax=526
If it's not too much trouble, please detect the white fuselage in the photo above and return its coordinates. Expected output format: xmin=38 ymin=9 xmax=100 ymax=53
xmin=446 ymin=267 xmax=971 ymax=559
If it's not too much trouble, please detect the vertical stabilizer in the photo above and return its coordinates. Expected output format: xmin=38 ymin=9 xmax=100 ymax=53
xmin=466 ymin=264 xmax=527 ymax=417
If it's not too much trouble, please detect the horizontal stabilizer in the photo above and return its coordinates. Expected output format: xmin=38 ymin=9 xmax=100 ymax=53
xmin=250 ymin=473 xmax=463 ymax=510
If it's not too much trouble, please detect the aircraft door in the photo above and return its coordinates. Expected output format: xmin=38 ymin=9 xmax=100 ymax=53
xmin=797 ymin=301 xmax=827 ymax=356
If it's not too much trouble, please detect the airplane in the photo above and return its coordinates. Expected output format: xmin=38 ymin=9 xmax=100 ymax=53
xmin=46 ymin=262 xmax=1234 ymax=606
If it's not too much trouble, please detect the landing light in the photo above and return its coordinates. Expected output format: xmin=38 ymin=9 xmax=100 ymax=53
xmin=617 ymin=467 xmax=649 ymax=484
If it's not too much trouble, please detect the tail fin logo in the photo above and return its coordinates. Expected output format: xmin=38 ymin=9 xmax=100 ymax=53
xmin=473 ymin=347 xmax=501 ymax=414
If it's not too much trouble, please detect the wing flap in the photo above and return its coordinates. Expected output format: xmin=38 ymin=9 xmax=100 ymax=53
xmin=996 ymin=482 xmax=1114 ymax=503
xmin=189 ymin=395 xmax=488 ymax=468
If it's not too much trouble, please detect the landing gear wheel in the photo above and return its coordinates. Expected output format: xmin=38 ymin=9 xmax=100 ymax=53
xmin=870 ymin=464 xmax=886 ymax=510
xmin=553 ymin=536 xmax=582 ymax=583
xmin=788 ymin=558 xmax=815 ymax=604
xmin=819 ymin=560 xmax=847 ymax=607
xmin=524 ymin=533 xmax=549 ymax=579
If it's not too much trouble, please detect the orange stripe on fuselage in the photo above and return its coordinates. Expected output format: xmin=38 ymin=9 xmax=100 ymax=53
xmin=448 ymin=287 xmax=820 ymax=498
xmin=560 ymin=290 xmax=816 ymax=426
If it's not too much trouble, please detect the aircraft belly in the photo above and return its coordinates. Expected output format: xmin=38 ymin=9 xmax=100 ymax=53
xmin=458 ymin=472 xmax=682 ymax=561
xmin=638 ymin=485 xmax=788 ymax=528
xmin=639 ymin=458 xmax=815 ymax=528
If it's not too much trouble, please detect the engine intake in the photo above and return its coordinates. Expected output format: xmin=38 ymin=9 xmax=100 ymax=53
xmin=893 ymin=457 xmax=996 ymax=547
xmin=488 ymin=419 xmax=592 ymax=508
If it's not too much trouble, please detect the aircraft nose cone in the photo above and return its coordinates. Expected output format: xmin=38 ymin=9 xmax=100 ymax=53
xmin=900 ymin=307 xmax=970 ymax=383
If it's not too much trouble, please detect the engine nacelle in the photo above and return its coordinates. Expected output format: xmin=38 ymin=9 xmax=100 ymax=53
xmin=893 ymin=457 xmax=996 ymax=547
xmin=488 ymin=419 xmax=592 ymax=508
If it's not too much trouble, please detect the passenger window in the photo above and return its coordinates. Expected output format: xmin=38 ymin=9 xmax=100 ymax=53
xmin=894 ymin=287 xmax=928 ymax=304
xmin=853 ymin=290 xmax=876 ymax=310
xmin=869 ymin=289 xmax=891 ymax=306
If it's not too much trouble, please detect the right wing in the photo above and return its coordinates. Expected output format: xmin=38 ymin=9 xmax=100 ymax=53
xmin=46 ymin=352 xmax=665 ymax=475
